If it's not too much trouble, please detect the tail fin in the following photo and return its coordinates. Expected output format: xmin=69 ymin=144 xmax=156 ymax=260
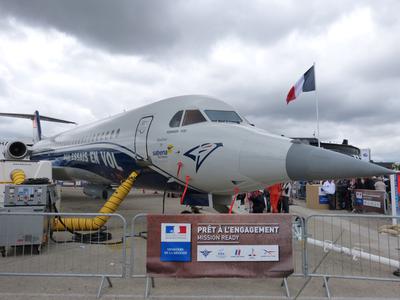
xmin=0 ymin=111 xmax=76 ymax=143
xmin=33 ymin=110 xmax=42 ymax=142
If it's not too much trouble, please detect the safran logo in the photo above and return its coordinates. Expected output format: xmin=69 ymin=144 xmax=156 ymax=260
xmin=184 ymin=142 xmax=223 ymax=172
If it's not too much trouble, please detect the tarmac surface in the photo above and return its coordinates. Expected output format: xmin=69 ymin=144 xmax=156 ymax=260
xmin=0 ymin=187 xmax=399 ymax=299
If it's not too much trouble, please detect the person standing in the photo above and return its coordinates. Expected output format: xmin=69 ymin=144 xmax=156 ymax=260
xmin=263 ymin=188 xmax=271 ymax=212
xmin=248 ymin=190 xmax=265 ymax=213
xmin=364 ymin=177 xmax=375 ymax=190
xmin=323 ymin=180 xmax=336 ymax=210
xmin=374 ymin=177 xmax=388 ymax=212
xmin=374 ymin=177 xmax=386 ymax=191
xmin=281 ymin=182 xmax=291 ymax=213
xmin=268 ymin=183 xmax=282 ymax=213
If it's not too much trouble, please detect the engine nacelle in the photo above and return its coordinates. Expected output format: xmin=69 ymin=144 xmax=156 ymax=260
xmin=3 ymin=141 xmax=29 ymax=160
xmin=83 ymin=184 xmax=114 ymax=200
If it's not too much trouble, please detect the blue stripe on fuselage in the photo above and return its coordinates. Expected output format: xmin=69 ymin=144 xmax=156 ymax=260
xmin=31 ymin=144 xmax=140 ymax=182
xmin=31 ymin=142 xmax=205 ymax=193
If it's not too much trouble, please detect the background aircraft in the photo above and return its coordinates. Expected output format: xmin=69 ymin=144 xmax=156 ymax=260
xmin=0 ymin=95 xmax=394 ymax=212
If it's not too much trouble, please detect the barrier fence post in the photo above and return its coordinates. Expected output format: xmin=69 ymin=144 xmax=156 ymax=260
xmin=302 ymin=216 xmax=309 ymax=277
xmin=130 ymin=213 xmax=148 ymax=279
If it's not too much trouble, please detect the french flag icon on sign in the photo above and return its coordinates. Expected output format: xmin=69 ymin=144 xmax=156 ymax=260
xmin=166 ymin=226 xmax=174 ymax=233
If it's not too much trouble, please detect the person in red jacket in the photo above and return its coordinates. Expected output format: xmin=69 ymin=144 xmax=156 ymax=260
xmin=268 ymin=183 xmax=282 ymax=213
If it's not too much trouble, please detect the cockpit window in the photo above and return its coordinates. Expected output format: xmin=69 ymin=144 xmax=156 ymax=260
xmin=169 ymin=110 xmax=183 ymax=127
xmin=182 ymin=110 xmax=207 ymax=126
xmin=204 ymin=110 xmax=242 ymax=124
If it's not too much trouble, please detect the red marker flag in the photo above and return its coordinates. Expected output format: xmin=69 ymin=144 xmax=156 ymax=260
xmin=286 ymin=65 xmax=315 ymax=104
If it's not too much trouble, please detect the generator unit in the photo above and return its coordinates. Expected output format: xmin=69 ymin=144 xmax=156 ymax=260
xmin=0 ymin=184 xmax=59 ymax=255
xmin=0 ymin=160 xmax=52 ymax=207
xmin=0 ymin=160 xmax=58 ymax=256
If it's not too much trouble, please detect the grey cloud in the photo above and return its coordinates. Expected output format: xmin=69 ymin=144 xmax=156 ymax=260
xmin=0 ymin=0 xmax=178 ymax=56
xmin=0 ymin=0 xmax=364 ymax=58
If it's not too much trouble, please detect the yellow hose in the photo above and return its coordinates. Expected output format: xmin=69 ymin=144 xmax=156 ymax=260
xmin=10 ymin=169 xmax=25 ymax=184
xmin=53 ymin=171 xmax=139 ymax=231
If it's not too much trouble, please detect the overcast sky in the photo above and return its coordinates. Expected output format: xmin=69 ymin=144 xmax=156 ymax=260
xmin=0 ymin=0 xmax=399 ymax=162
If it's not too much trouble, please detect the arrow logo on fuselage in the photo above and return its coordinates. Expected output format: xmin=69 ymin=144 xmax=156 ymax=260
xmin=183 ymin=142 xmax=223 ymax=172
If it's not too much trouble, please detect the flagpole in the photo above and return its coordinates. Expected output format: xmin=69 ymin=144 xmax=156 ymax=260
xmin=314 ymin=62 xmax=320 ymax=147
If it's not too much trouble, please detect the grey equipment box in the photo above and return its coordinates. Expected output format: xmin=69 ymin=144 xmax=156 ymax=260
xmin=4 ymin=184 xmax=58 ymax=207
xmin=0 ymin=184 xmax=58 ymax=254
xmin=0 ymin=206 xmax=49 ymax=248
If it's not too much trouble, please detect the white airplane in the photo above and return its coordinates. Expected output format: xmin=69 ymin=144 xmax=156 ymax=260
xmin=0 ymin=95 xmax=394 ymax=211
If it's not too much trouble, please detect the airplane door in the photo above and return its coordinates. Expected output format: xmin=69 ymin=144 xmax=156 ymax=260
xmin=134 ymin=116 xmax=153 ymax=160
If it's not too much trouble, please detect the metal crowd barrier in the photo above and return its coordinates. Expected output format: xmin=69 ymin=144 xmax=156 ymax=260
xmin=2 ymin=211 xmax=400 ymax=299
xmin=304 ymin=214 xmax=400 ymax=298
xmin=0 ymin=212 xmax=127 ymax=298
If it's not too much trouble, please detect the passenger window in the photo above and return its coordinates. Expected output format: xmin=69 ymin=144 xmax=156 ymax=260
xmin=110 ymin=130 xmax=115 ymax=139
xmin=182 ymin=110 xmax=207 ymax=126
xmin=169 ymin=110 xmax=183 ymax=127
xmin=105 ymin=131 xmax=109 ymax=140
xmin=115 ymin=129 xmax=120 ymax=138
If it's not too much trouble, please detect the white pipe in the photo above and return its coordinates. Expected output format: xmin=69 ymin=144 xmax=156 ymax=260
xmin=307 ymin=237 xmax=400 ymax=269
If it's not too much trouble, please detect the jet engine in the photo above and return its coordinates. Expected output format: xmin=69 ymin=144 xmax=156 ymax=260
xmin=3 ymin=141 xmax=29 ymax=160
xmin=83 ymin=184 xmax=115 ymax=200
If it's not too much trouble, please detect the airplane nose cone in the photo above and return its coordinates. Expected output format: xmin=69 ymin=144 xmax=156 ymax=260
xmin=286 ymin=142 xmax=395 ymax=181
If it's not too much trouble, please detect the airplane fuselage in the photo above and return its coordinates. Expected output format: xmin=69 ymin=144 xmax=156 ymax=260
xmin=31 ymin=95 xmax=292 ymax=195
xmin=29 ymin=94 xmax=394 ymax=204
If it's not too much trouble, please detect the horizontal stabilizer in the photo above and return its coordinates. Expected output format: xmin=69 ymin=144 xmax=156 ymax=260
xmin=0 ymin=112 xmax=77 ymax=124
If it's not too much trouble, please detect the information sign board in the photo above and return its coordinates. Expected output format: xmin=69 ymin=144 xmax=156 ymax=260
xmin=147 ymin=214 xmax=293 ymax=278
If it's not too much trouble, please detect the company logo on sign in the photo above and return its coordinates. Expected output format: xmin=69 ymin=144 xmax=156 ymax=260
xmin=200 ymin=249 xmax=212 ymax=258
xmin=161 ymin=224 xmax=191 ymax=242
xmin=248 ymin=248 xmax=256 ymax=257
xmin=263 ymin=249 xmax=276 ymax=257
xmin=166 ymin=225 xmax=186 ymax=234
xmin=197 ymin=245 xmax=279 ymax=262
xmin=184 ymin=142 xmax=223 ymax=172
xmin=161 ymin=223 xmax=191 ymax=262
xmin=217 ymin=248 xmax=226 ymax=258
xmin=233 ymin=248 xmax=243 ymax=257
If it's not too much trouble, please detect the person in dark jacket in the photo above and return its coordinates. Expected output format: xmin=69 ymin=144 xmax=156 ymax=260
xmin=355 ymin=178 xmax=365 ymax=189
xmin=364 ymin=177 xmax=375 ymax=190
xmin=249 ymin=190 xmax=265 ymax=213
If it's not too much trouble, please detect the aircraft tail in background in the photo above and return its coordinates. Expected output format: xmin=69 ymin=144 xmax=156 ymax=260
xmin=0 ymin=111 xmax=76 ymax=143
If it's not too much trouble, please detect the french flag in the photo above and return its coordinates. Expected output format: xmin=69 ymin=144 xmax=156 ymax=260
xmin=286 ymin=65 xmax=316 ymax=104
xmin=165 ymin=225 xmax=187 ymax=234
